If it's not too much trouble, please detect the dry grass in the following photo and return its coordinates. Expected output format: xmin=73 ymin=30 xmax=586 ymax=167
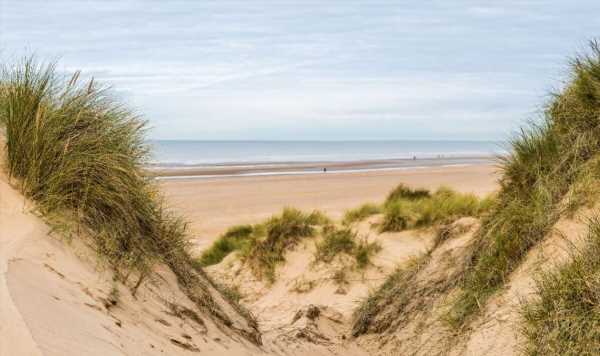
xmin=522 ymin=217 xmax=600 ymax=355
xmin=352 ymin=256 xmax=429 ymax=336
xmin=198 ymin=225 xmax=254 ymax=266
xmin=446 ymin=41 xmax=600 ymax=330
xmin=342 ymin=203 xmax=381 ymax=225
xmin=380 ymin=185 xmax=490 ymax=233
xmin=1 ymin=58 xmax=183 ymax=275
xmin=314 ymin=226 xmax=381 ymax=269
xmin=198 ymin=208 xmax=330 ymax=282
xmin=240 ymin=208 xmax=329 ymax=283
xmin=0 ymin=57 xmax=260 ymax=342
xmin=352 ymin=42 xmax=600 ymax=339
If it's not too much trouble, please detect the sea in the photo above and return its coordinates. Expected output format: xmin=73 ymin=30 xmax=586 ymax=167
xmin=148 ymin=140 xmax=506 ymax=178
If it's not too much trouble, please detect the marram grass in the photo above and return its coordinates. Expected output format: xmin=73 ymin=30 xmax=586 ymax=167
xmin=240 ymin=208 xmax=329 ymax=283
xmin=198 ymin=224 xmax=254 ymax=266
xmin=314 ymin=225 xmax=381 ymax=269
xmin=0 ymin=58 xmax=259 ymax=340
xmin=379 ymin=185 xmax=489 ymax=233
xmin=199 ymin=207 xmax=331 ymax=282
xmin=446 ymin=41 xmax=600 ymax=329
xmin=521 ymin=217 xmax=600 ymax=356
xmin=342 ymin=203 xmax=381 ymax=225
xmin=0 ymin=58 xmax=186 ymax=275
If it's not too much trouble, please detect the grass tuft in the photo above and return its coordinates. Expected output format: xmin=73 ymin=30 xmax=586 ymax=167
xmin=385 ymin=183 xmax=430 ymax=205
xmin=198 ymin=208 xmax=330 ymax=281
xmin=314 ymin=227 xmax=357 ymax=262
xmin=379 ymin=186 xmax=488 ymax=232
xmin=352 ymin=256 xmax=428 ymax=336
xmin=342 ymin=203 xmax=381 ymax=225
xmin=198 ymin=225 xmax=254 ymax=266
xmin=314 ymin=226 xmax=381 ymax=269
xmin=354 ymin=238 xmax=382 ymax=269
xmin=241 ymin=208 xmax=329 ymax=283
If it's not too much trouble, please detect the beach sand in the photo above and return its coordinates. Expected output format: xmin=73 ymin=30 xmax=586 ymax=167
xmin=160 ymin=163 xmax=499 ymax=250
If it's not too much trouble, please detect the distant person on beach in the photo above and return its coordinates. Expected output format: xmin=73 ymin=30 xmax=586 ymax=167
xmin=413 ymin=156 xmax=416 ymax=160
xmin=323 ymin=167 xmax=327 ymax=173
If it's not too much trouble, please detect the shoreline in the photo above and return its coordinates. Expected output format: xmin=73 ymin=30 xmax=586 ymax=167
xmin=150 ymin=156 xmax=496 ymax=180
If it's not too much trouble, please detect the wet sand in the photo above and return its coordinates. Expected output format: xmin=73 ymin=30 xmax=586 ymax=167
xmin=149 ymin=156 xmax=494 ymax=178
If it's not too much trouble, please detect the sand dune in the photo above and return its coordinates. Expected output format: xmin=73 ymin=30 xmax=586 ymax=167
xmin=0 ymin=142 xmax=260 ymax=356
xmin=207 ymin=215 xmax=436 ymax=347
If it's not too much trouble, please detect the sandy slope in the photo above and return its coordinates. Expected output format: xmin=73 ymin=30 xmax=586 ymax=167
xmin=0 ymin=170 xmax=44 ymax=355
xmin=206 ymin=215 xmax=436 ymax=355
xmin=348 ymin=210 xmax=592 ymax=356
xmin=0 ymin=146 xmax=259 ymax=355
xmin=161 ymin=164 xmax=498 ymax=251
xmin=455 ymin=210 xmax=591 ymax=355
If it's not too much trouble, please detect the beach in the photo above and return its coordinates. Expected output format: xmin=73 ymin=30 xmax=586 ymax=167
xmin=160 ymin=163 xmax=499 ymax=250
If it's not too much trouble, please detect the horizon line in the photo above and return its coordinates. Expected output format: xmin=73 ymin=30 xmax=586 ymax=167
xmin=148 ymin=138 xmax=506 ymax=143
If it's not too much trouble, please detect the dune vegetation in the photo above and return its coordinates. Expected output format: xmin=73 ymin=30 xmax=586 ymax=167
xmin=349 ymin=42 xmax=600 ymax=356
xmin=342 ymin=203 xmax=381 ymax=225
xmin=521 ymin=217 xmax=600 ymax=355
xmin=198 ymin=224 xmax=255 ymax=266
xmin=0 ymin=58 xmax=181 ymax=276
xmin=201 ymin=177 xmax=494 ymax=296
xmin=203 ymin=184 xmax=483 ymax=283
xmin=314 ymin=226 xmax=381 ymax=269
xmin=385 ymin=183 xmax=431 ymax=202
xmin=445 ymin=42 xmax=600 ymax=330
xmin=241 ymin=208 xmax=330 ymax=282
xmin=379 ymin=184 xmax=491 ymax=232
xmin=0 ymin=57 xmax=259 ymax=341
xmin=200 ymin=207 xmax=330 ymax=282
xmin=514 ymin=43 xmax=600 ymax=355
xmin=352 ymin=255 xmax=428 ymax=336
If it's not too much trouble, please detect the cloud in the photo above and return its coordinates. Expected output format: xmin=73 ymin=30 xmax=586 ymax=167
xmin=2 ymin=0 xmax=599 ymax=140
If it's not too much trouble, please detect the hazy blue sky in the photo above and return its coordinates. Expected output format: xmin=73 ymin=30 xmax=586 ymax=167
xmin=1 ymin=1 xmax=599 ymax=140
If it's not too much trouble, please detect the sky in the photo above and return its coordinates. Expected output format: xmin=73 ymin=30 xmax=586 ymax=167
xmin=1 ymin=1 xmax=599 ymax=141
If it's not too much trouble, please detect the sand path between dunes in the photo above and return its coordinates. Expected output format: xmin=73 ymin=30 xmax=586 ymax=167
xmin=160 ymin=164 xmax=499 ymax=250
